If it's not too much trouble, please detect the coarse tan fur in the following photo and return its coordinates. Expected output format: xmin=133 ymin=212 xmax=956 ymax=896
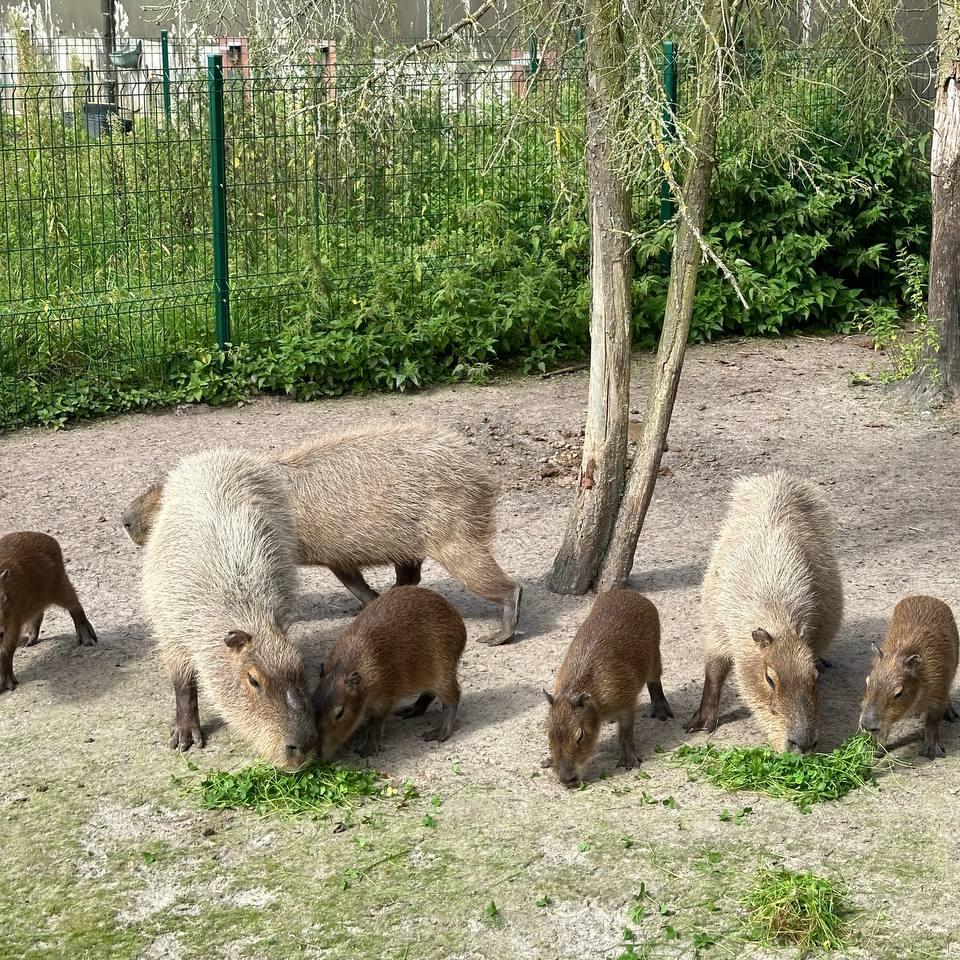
xmin=688 ymin=472 xmax=843 ymax=753
xmin=142 ymin=449 xmax=316 ymax=770
xmin=122 ymin=422 xmax=522 ymax=645
xmin=313 ymin=586 xmax=467 ymax=759
xmin=542 ymin=589 xmax=673 ymax=786
xmin=860 ymin=595 xmax=959 ymax=759
xmin=0 ymin=532 xmax=97 ymax=693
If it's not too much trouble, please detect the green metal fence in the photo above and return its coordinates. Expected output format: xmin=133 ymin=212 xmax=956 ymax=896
xmin=0 ymin=40 xmax=936 ymax=429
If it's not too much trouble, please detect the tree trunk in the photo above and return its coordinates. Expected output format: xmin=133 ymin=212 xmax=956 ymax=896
xmin=546 ymin=0 xmax=633 ymax=595
xmin=597 ymin=0 xmax=735 ymax=589
xmin=930 ymin=2 xmax=960 ymax=394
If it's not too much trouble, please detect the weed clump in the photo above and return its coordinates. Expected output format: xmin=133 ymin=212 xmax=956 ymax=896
xmin=672 ymin=732 xmax=878 ymax=812
xmin=740 ymin=868 xmax=850 ymax=951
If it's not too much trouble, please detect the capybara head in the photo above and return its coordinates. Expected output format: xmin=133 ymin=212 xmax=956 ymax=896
xmin=860 ymin=642 xmax=922 ymax=746
xmin=223 ymin=629 xmax=317 ymax=770
xmin=313 ymin=664 xmax=367 ymax=760
xmin=543 ymin=689 xmax=600 ymax=786
xmin=121 ymin=480 xmax=164 ymax=546
xmin=745 ymin=628 xmax=819 ymax=754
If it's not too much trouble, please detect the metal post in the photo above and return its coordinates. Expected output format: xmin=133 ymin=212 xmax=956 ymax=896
xmin=160 ymin=29 xmax=172 ymax=122
xmin=659 ymin=40 xmax=678 ymax=274
xmin=207 ymin=54 xmax=231 ymax=351
xmin=529 ymin=35 xmax=539 ymax=74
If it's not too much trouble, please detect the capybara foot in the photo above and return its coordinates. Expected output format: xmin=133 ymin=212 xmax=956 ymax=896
xmin=945 ymin=703 xmax=959 ymax=723
xmin=23 ymin=629 xmax=42 ymax=647
xmin=651 ymin=701 xmax=674 ymax=721
xmin=923 ymin=741 xmax=946 ymax=760
xmin=169 ymin=720 xmax=204 ymax=751
xmin=0 ymin=672 xmax=18 ymax=694
xmin=541 ymin=755 xmax=553 ymax=768
xmin=815 ymin=657 xmax=832 ymax=671
xmin=76 ymin=622 xmax=98 ymax=647
xmin=423 ymin=725 xmax=451 ymax=743
xmin=648 ymin=681 xmax=674 ymax=721
xmin=477 ymin=584 xmax=522 ymax=646
xmin=686 ymin=708 xmax=719 ymax=734
xmin=617 ymin=748 xmax=643 ymax=770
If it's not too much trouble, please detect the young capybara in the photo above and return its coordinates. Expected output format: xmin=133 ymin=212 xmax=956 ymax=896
xmin=860 ymin=595 xmax=959 ymax=759
xmin=687 ymin=472 xmax=843 ymax=753
xmin=313 ymin=586 xmax=467 ymax=759
xmin=0 ymin=532 xmax=97 ymax=693
xmin=542 ymin=589 xmax=673 ymax=786
xmin=122 ymin=422 xmax=522 ymax=645
xmin=142 ymin=449 xmax=316 ymax=770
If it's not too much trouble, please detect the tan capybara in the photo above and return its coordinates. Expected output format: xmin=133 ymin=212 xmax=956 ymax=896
xmin=687 ymin=472 xmax=843 ymax=753
xmin=860 ymin=596 xmax=959 ymax=759
xmin=542 ymin=589 xmax=673 ymax=786
xmin=0 ymin=532 xmax=97 ymax=693
xmin=313 ymin=586 xmax=467 ymax=759
xmin=142 ymin=449 xmax=316 ymax=770
xmin=122 ymin=423 xmax=522 ymax=645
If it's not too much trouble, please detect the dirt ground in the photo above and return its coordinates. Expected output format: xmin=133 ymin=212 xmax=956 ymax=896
xmin=2 ymin=335 xmax=959 ymax=960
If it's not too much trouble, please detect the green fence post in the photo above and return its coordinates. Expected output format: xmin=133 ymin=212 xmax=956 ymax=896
xmin=207 ymin=54 xmax=231 ymax=351
xmin=529 ymin=35 xmax=539 ymax=74
xmin=160 ymin=29 xmax=172 ymax=122
xmin=659 ymin=40 xmax=678 ymax=274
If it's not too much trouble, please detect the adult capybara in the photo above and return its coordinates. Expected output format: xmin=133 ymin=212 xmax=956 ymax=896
xmin=142 ymin=449 xmax=316 ymax=770
xmin=860 ymin=595 xmax=959 ymax=759
xmin=313 ymin=586 xmax=467 ymax=758
xmin=123 ymin=423 xmax=522 ymax=644
xmin=0 ymin=532 xmax=97 ymax=693
xmin=687 ymin=472 xmax=843 ymax=753
xmin=543 ymin=589 xmax=672 ymax=786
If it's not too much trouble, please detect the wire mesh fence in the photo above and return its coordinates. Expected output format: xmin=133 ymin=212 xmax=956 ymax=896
xmin=0 ymin=38 xmax=937 ymax=429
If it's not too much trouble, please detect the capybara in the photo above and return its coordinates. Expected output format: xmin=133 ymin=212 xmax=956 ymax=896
xmin=860 ymin=595 xmax=959 ymax=759
xmin=122 ymin=423 xmax=522 ymax=644
xmin=543 ymin=589 xmax=673 ymax=786
xmin=313 ymin=586 xmax=467 ymax=758
xmin=0 ymin=532 xmax=97 ymax=693
xmin=687 ymin=472 xmax=843 ymax=753
xmin=142 ymin=449 xmax=316 ymax=770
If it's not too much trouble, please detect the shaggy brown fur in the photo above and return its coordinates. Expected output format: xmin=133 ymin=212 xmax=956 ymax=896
xmin=860 ymin=595 xmax=959 ymax=759
xmin=542 ymin=589 xmax=673 ymax=786
xmin=313 ymin=586 xmax=467 ymax=759
xmin=0 ymin=532 xmax=97 ymax=693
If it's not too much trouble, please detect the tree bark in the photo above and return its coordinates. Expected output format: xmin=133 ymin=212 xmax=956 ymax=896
xmin=930 ymin=2 xmax=960 ymax=394
xmin=546 ymin=0 xmax=633 ymax=595
xmin=597 ymin=0 xmax=736 ymax=589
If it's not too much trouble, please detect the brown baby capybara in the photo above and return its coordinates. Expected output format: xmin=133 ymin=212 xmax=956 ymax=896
xmin=543 ymin=589 xmax=673 ymax=786
xmin=0 ymin=532 xmax=97 ymax=693
xmin=313 ymin=586 xmax=467 ymax=759
xmin=860 ymin=595 xmax=959 ymax=759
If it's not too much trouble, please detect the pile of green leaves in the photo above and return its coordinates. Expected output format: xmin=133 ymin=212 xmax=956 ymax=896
xmin=672 ymin=731 xmax=878 ymax=812
xmin=197 ymin=762 xmax=386 ymax=815
xmin=740 ymin=868 xmax=850 ymax=951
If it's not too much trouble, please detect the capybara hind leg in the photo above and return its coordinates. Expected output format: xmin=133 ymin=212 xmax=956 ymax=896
xmin=329 ymin=565 xmax=379 ymax=607
xmin=58 ymin=576 xmax=97 ymax=645
xmin=433 ymin=543 xmax=521 ymax=646
xmin=169 ymin=673 xmax=204 ymax=751
xmin=647 ymin=679 xmax=674 ymax=721
xmin=945 ymin=702 xmax=959 ymax=723
xmin=0 ymin=617 xmax=22 ymax=693
xmin=687 ymin=656 xmax=732 ymax=734
xmin=425 ymin=679 xmax=460 ymax=742
xmin=617 ymin=709 xmax=641 ymax=768
xmin=923 ymin=711 xmax=947 ymax=760
xmin=396 ymin=692 xmax=435 ymax=718
xmin=23 ymin=611 xmax=44 ymax=647
xmin=394 ymin=561 xmax=423 ymax=587
xmin=356 ymin=714 xmax=387 ymax=757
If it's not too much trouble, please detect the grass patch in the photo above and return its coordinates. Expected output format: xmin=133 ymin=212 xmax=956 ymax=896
xmin=196 ymin=762 xmax=389 ymax=815
xmin=672 ymin=732 xmax=878 ymax=812
xmin=740 ymin=868 xmax=850 ymax=951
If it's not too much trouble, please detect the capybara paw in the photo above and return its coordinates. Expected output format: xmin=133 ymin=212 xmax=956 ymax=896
xmin=23 ymin=632 xmax=42 ymax=647
xmin=923 ymin=742 xmax=946 ymax=760
xmin=0 ymin=674 xmax=18 ymax=694
xmin=169 ymin=723 xmax=204 ymax=751
xmin=77 ymin=626 xmax=98 ymax=647
xmin=651 ymin=702 xmax=675 ymax=722
xmin=541 ymin=755 xmax=553 ymax=769
xmin=686 ymin=711 xmax=718 ymax=734
xmin=477 ymin=630 xmax=515 ymax=646
xmin=617 ymin=750 xmax=643 ymax=770
xmin=354 ymin=739 xmax=379 ymax=758
xmin=423 ymin=726 xmax=451 ymax=743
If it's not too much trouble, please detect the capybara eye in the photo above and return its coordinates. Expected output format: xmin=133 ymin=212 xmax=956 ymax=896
xmin=765 ymin=670 xmax=776 ymax=689
xmin=247 ymin=673 xmax=260 ymax=690
xmin=893 ymin=687 xmax=904 ymax=699
xmin=334 ymin=705 xmax=344 ymax=720
xmin=574 ymin=727 xmax=583 ymax=743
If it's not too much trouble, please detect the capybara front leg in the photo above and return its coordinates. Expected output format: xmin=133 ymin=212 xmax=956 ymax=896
xmin=686 ymin=656 xmax=732 ymax=734
xmin=395 ymin=692 xmax=435 ymax=718
xmin=617 ymin=709 xmax=641 ymax=769
xmin=69 ymin=607 xmax=97 ymax=646
xmin=329 ymin=565 xmax=379 ymax=606
xmin=23 ymin=611 xmax=44 ymax=647
xmin=394 ymin=561 xmax=423 ymax=587
xmin=923 ymin=710 xmax=947 ymax=760
xmin=647 ymin=679 xmax=674 ymax=721
xmin=0 ymin=617 xmax=21 ymax=694
xmin=355 ymin=714 xmax=387 ymax=757
xmin=424 ymin=679 xmax=460 ymax=742
xmin=169 ymin=673 xmax=204 ymax=751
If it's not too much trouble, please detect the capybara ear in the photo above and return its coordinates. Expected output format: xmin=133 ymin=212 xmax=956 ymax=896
xmin=347 ymin=671 xmax=362 ymax=689
xmin=871 ymin=641 xmax=884 ymax=659
xmin=542 ymin=687 xmax=555 ymax=707
xmin=752 ymin=628 xmax=774 ymax=647
xmin=904 ymin=654 xmax=922 ymax=676
xmin=224 ymin=630 xmax=253 ymax=650
xmin=571 ymin=691 xmax=591 ymax=709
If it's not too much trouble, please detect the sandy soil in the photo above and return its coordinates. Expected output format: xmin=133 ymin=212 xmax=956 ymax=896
xmin=1 ymin=335 xmax=959 ymax=959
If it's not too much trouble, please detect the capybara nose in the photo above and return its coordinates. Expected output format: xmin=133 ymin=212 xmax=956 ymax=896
xmin=860 ymin=710 xmax=880 ymax=735
xmin=786 ymin=737 xmax=816 ymax=755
